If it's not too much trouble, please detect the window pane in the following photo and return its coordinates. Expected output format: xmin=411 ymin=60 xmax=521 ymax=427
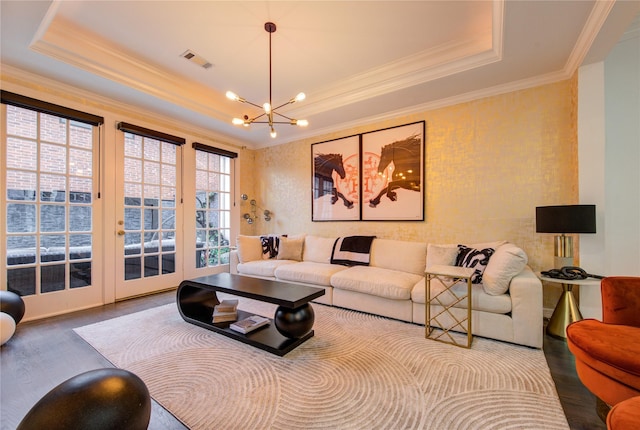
xmin=7 ymin=204 xmax=36 ymax=232
xmin=69 ymin=148 xmax=92 ymax=176
xmin=7 ymin=236 xmax=36 ymax=265
xmin=70 ymin=206 xmax=91 ymax=231
xmin=7 ymin=171 xmax=36 ymax=201
xmin=7 ymin=106 xmax=37 ymax=138
xmin=125 ymin=257 xmax=141 ymax=280
xmin=70 ymin=262 xmax=91 ymax=288
xmin=7 ymin=267 xmax=36 ymax=296
xmin=7 ymin=137 xmax=37 ymax=170
xmin=41 ymin=205 xmax=65 ymax=232
xmin=40 ymin=114 xmax=66 ymax=144
xmin=40 ymin=143 xmax=66 ymax=173
xmin=41 ymin=264 xmax=65 ymax=293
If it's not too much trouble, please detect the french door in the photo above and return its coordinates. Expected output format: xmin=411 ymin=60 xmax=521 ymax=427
xmin=1 ymin=102 xmax=103 ymax=319
xmin=113 ymin=128 xmax=183 ymax=299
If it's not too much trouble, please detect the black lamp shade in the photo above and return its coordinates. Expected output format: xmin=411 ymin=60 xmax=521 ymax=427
xmin=536 ymin=205 xmax=596 ymax=234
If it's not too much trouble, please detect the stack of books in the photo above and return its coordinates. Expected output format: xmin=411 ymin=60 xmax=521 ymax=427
xmin=230 ymin=315 xmax=270 ymax=334
xmin=211 ymin=299 xmax=239 ymax=323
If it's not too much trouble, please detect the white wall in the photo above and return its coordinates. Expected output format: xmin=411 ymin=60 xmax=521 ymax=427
xmin=578 ymin=18 xmax=640 ymax=319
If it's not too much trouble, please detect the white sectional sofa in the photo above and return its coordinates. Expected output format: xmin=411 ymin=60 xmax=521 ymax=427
xmin=229 ymin=234 xmax=543 ymax=348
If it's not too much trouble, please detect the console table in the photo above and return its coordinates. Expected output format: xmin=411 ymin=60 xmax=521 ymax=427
xmin=177 ymin=273 xmax=325 ymax=356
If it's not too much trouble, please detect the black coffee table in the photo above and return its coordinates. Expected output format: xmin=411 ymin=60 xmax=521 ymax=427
xmin=177 ymin=273 xmax=325 ymax=356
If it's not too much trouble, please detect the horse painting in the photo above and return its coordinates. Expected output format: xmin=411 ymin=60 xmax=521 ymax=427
xmin=369 ymin=135 xmax=421 ymax=208
xmin=314 ymin=153 xmax=354 ymax=208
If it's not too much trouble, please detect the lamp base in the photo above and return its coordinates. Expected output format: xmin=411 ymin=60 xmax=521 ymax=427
xmin=554 ymin=234 xmax=574 ymax=269
xmin=546 ymin=284 xmax=583 ymax=340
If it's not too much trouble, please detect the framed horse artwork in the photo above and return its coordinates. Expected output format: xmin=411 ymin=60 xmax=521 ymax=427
xmin=311 ymin=135 xmax=360 ymax=221
xmin=361 ymin=121 xmax=425 ymax=221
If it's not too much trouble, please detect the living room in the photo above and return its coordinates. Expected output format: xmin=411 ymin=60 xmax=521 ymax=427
xmin=1 ymin=1 xmax=639 ymax=429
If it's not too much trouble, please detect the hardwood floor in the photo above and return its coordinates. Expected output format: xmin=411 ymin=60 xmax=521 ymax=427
xmin=1 ymin=291 xmax=606 ymax=430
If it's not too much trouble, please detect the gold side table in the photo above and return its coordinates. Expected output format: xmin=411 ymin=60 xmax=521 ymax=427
xmin=539 ymin=275 xmax=602 ymax=340
xmin=425 ymin=265 xmax=475 ymax=348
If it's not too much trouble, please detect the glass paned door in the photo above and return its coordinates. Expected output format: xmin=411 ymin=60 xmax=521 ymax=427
xmin=195 ymin=151 xmax=231 ymax=268
xmin=115 ymin=132 xmax=182 ymax=298
xmin=2 ymin=105 xmax=102 ymax=319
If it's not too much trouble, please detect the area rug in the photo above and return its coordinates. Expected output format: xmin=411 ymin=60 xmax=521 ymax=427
xmin=74 ymin=297 xmax=569 ymax=430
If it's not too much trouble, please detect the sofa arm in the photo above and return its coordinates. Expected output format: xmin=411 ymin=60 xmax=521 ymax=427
xmin=229 ymin=250 xmax=239 ymax=275
xmin=509 ymin=265 xmax=543 ymax=348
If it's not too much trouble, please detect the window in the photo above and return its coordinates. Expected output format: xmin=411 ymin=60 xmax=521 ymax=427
xmin=194 ymin=147 xmax=233 ymax=268
xmin=4 ymin=105 xmax=96 ymax=295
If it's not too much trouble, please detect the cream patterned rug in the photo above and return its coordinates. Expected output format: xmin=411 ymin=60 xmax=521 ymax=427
xmin=74 ymin=297 xmax=569 ymax=430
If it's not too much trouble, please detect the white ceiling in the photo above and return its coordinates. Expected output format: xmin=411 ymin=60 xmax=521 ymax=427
xmin=1 ymin=1 xmax=639 ymax=149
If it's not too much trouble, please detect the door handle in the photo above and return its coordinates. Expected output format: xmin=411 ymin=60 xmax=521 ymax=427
xmin=117 ymin=230 xmax=125 ymax=236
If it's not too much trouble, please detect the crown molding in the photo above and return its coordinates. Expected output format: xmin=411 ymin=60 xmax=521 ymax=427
xmin=0 ymin=64 xmax=247 ymax=150
xmin=563 ymin=0 xmax=616 ymax=76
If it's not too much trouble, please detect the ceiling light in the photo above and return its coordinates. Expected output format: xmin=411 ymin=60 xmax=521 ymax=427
xmin=226 ymin=22 xmax=308 ymax=139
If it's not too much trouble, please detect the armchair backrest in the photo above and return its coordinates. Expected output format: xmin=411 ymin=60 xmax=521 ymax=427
xmin=601 ymin=277 xmax=640 ymax=327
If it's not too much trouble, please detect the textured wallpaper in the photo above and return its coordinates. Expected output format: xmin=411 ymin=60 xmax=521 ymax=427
xmin=240 ymin=78 xmax=579 ymax=309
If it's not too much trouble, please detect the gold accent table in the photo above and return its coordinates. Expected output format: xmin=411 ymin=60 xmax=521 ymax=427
xmin=539 ymin=275 xmax=602 ymax=340
xmin=425 ymin=265 xmax=475 ymax=348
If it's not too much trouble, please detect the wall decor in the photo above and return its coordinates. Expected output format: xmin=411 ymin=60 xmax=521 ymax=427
xmin=311 ymin=135 xmax=360 ymax=221
xmin=362 ymin=121 xmax=425 ymax=221
xmin=311 ymin=121 xmax=425 ymax=222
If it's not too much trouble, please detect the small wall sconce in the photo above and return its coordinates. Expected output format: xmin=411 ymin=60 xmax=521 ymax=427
xmin=241 ymin=194 xmax=272 ymax=224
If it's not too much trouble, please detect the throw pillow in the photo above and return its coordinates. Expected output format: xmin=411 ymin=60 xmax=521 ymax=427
xmin=277 ymin=236 xmax=305 ymax=261
xmin=303 ymin=235 xmax=337 ymax=263
xmin=260 ymin=235 xmax=283 ymax=259
xmin=455 ymin=245 xmax=495 ymax=284
xmin=236 ymin=235 xmax=263 ymax=263
xmin=482 ymin=243 xmax=528 ymax=295
xmin=426 ymin=244 xmax=459 ymax=269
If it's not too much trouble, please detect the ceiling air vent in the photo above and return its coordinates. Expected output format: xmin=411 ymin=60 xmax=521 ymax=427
xmin=180 ymin=49 xmax=212 ymax=69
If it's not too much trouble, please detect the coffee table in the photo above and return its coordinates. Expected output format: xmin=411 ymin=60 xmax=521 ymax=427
xmin=177 ymin=273 xmax=325 ymax=356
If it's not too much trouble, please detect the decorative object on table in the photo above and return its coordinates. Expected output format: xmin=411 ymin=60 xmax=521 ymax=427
xmin=566 ymin=277 xmax=640 ymax=422
xmin=312 ymin=135 xmax=360 ymax=221
xmin=212 ymin=299 xmax=239 ymax=323
xmin=362 ymin=122 xmax=425 ymax=221
xmin=540 ymin=266 xmax=604 ymax=280
xmin=17 ymin=368 xmax=151 ymax=430
xmin=0 ymin=290 xmax=26 ymax=324
xmin=535 ymin=204 xmax=596 ymax=269
xmin=226 ymin=22 xmax=308 ymax=139
xmin=230 ymin=315 xmax=270 ymax=334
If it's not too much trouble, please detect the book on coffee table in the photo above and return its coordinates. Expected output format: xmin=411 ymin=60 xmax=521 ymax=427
xmin=230 ymin=315 xmax=270 ymax=334
xmin=212 ymin=299 xmax=239 ymax=323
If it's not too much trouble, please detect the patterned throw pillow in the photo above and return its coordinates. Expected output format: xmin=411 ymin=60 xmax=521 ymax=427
xmin=455 ymin=245 xmax=495 ymax=284
xmin=260 ymin=235 xmax=282 ymax=259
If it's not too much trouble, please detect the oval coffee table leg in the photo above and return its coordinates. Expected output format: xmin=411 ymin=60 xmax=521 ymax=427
xmin=274 ymin=303 xmax=315 ymax=338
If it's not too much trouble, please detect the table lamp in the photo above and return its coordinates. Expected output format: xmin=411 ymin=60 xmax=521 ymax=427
xmin=536 ymin=204 xmax=596 ymax=269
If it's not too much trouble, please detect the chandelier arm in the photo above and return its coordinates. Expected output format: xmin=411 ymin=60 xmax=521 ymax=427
xmin=241 ymin=100 xmax=265 ymax=110
xmin=271 ymin=100 xmax=295 ymax=111
xmin=248 ymin=112 xmax=268 ymax=122
xmin=272 ymin=111 xmax=294 ymax=121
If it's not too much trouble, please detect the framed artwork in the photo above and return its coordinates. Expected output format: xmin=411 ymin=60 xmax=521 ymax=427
xmin=311 ymin=135 xmax=361 ymax=221
xmin=361 ymin=121 xmax=425 ymax=221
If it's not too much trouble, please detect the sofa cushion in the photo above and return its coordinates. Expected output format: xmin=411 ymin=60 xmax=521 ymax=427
xmin=455 ymin=245 xmax=495 ymax=284
xmin=237 ymin=259 xmax=297 ymax=277
xmin=482 ymin=243 xmax=527 ymax=295
xmin=303 ymin=235 xmax=337 ymax=263
xmin=426 ymin=243 xmax=459 ymax=269
xmin=331 ymin=266 xmax=423 ymax=300
xmin=275 ymin=262 xmax=349 ymax=286
xmin=411 ymin=278 xmax=512 ymax=314
xmin=369 ymin=239 xmax=427 ymax=276
xmin=277 ymin=236 xmax=305 ymax=261
xmin=236 ymin=235 xmax=263 ymax=263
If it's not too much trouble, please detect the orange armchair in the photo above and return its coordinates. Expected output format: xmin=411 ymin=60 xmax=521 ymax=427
xmin=566 ymin=277 xmax=640 ymax=416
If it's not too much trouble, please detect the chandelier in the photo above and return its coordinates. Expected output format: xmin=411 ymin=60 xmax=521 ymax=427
xmin=226 ymin=22 xmax=308 ymax=139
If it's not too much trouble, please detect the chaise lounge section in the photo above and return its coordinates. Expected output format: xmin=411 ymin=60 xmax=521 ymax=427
xmin=229 ymin=234 xmax=543 ymax=348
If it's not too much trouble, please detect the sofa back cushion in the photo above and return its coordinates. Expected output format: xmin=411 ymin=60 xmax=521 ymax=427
xmin=369 ymin=239 xmax=427 ymax=275
xmin=236 ymin=235 xmax=263 ymax=263
xmin=303 ymin=235 xmax=337 ymax=263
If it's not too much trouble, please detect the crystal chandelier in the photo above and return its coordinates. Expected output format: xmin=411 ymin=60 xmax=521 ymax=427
xmin=226 ymin=22 xmax=308 ymax=139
